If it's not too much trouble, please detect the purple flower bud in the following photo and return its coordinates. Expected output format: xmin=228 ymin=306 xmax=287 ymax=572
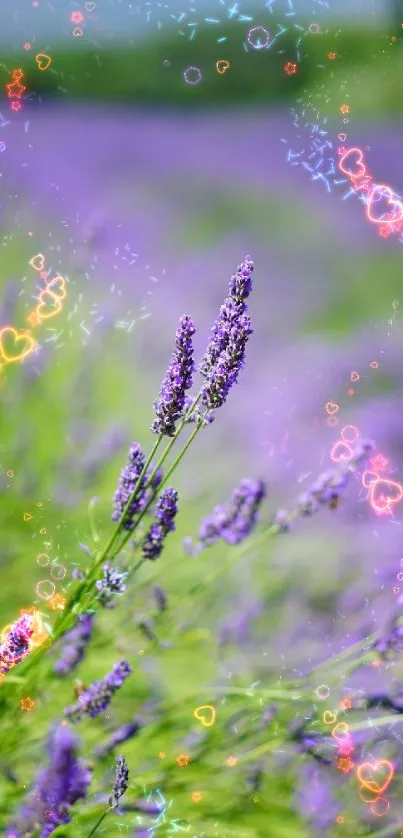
xmin=96 ymin=562 xmax=127 ymax=608
xmin=153 ymin=586 xmax=167 ymax=613
xmin=6 ymin=723 xmax=91 ymax=837
xmin=200 ymin=257 xmax=254 ymax=411
xmin=113 ymin=443 xmax=163 ymax=531
xmin=54 ymin=612 xmax=94 ymax=676
xmin=109 ymin=755 xmax=129 ymax=809
xmin=151 ymin=315 xmax=195 ymax=437
xmin=142 ymin=487 xmax=179 ymax=561
xmin=64 ymin=661 xmax=132 ymax=722
xmin=193 ymin=477 xmax=265 ymax=550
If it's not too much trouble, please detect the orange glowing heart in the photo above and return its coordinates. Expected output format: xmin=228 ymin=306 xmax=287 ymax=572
xmin=29 ymin=253 xmax=45 ymax=272
xmin=0 ymin=327 xmax=37 ymax=364
xmin=216 ymin=60 xmax=230 ymax=74
xmin=339 ymin=147 xmax=366 ymax=180
xmin=194 ymin=705 xmax=216 ymax=727
xmin=357 ymin=760 xmax=394 ymax=796
xmin=35 ymin=53 xmax=52 ymax=72
xmin=331 ymin=722 xmax=350 ymax=742
xmin=46 ymin=275 xmax=67 ymax=300
xmin=35 ymin=289 xmax=62 ymax=321
xmin=330 ymin=440 xmax=353 ymax=463
xmin=367 ymin=184 xmax=403 ymax=225
xmin=369 ymin=478 xmax=403 ymax=514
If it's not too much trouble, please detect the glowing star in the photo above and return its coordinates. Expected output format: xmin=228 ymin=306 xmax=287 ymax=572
xmin=340 ymin=698 xmax=352 ymax=711
xmin=71 ymin=11 xmax=84 ymax=23
xmin=20 ymin=696 xmax=35 ymax=711
xmin=0 ymin=327 xmax=37 ymax=364
xmin=27 ymin=311 xmax=40 ymax=328
xmin=48 ymin=593 xmax=66 ymax=611
xmin=284 ymin=62 xmax=297 ymax=75
xmin=370 ymin=454 xmax=388 ymax=472
xmin=337 ymin=757 xmax=354 ymax=773
xmin=328 ymin=51 xmax=337 ymax=60
xmin=340 ymin=104 xmax=350 ymax=114
xmin=226 ymin=756 xmax=237 ymax=767
xmin=6 ymin=80 xmax=25 ymax=98
xmin=191 ymin=792 xmax=203 ymax=802
xmin=176 ymin=753 xmax=190 ymax=767
xmin=10 ymin=100 xmax=22 ymax=112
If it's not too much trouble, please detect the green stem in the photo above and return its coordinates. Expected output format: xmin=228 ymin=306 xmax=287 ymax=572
xmin=113 ymin=422 xmax=203 ymax=572
xmin=346 ymin=713 xmax=403 ymax=735
xmin=86 ymin=808 xmax=110 ymax=838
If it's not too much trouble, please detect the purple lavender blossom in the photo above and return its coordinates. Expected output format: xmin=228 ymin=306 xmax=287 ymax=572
xmin=6 ymin=723 xmax=91 ymax=837
xmin=112 ymin=443 xmax=163 ymax=531
xmin=142 ymin=487 xmax=178 ymax=560
xmin=96 ymin=562 xmax=128 ymax=608
xmin=189 ymin=478 xmax=266 ymax=553
xmin=274 ymin=441 xmax=374 ymax=530
xmin=109 ymin=755 xmax=129 ymax=809
xmin=153 ymin=585 xmax=167 ymax=612
xmin=64 ymin=660 xmax=131 ymax=722
xmin=0 ymin=613 xmax=34 ymax=674
xmin=94 ymin=718 xmax=143 ymax=758
xmin=151 ymin=314 xmax=195 ymax=437
xmin=54 ymin=613 xmax=94 ymax=676
xmin=200 ymin=257 xmax=254 ymax=410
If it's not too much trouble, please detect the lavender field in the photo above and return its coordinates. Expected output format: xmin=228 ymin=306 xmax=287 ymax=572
xmin=1 ymin=103 xmax=403 ymax=837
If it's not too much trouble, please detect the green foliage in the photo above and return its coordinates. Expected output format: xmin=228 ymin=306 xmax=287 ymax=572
xmin=0 ymin=25 xmax=394 ymax=106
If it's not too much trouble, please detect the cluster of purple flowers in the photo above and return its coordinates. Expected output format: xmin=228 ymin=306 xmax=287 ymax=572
xmin=274 ymin=440 xmax=374 ymax=531
xmin=96 ymin=562 xmax=128 ymax=608
xmin=151 ymin=314 xmax=195 ymax=436
xmin=187 ymin=477 xmax=266 ymax=554
xmin=142 ymin=487 xmax=179 ymax=560
xmin=6 ymin=724 xmax=92 ymax=838
xmin=112 ymin=442 xmax=163 ymax=531
xmin=0 ymin=613 xmax=34 ymax=674
xmin=54 ymin=612 xmax=94 ymax=676
xmin=64 ymin=660 xmax=132 ymax=722
xmin=200 ymin=256 xmax=254 ymax=411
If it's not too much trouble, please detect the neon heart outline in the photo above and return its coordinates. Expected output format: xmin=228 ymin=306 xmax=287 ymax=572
xmin=356 ymin=760 xmax=394 ymax=796
xmin=330 ymin=440 xmax=353 ymax=463
xmin=216 ymin=60 xmax=230 ymax=74
xmin=35 ymin=53 xmax=52 ymax=72
xmin=325 ymin=401 xmax=339 ymax=416
xmin=339 ymin=147 xmax=366 ymax=180
xmin=369 ymin=478 xmax=403 ymax=515
xmin=323 ymin=710 xmax=337 ymax=725
xmin=46 ymin=275 xmax=67 ymax=300
xmin=362 ymin=470 xmax=379 ymax=489
xmin=0 ymin=327 xmax=37 ymax=364
xmin=29 ymin=253 xmax=45 ymax=272
xmin=35 ymin=289 xmax=63 ymax=322
xmin=194 ymin=704 xmax=216 ymax=727
xmin=367 ymin=184 xmax=403 ymax=225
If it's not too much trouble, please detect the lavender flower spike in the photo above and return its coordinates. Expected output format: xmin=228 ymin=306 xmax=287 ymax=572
xmin=190 ymin=477 xmax=266 ymax=552
xmin=151 ymin=314 xmax=195 ymax=437
xmin=64 ymin=660 xmax=131 ymax=722
xmin=112 ymin=442 xmax=163 ymax=531
xmin=200 ymin=257 xmax=254 ymax=411
xmin=54 ymin=612 xmax=94 ymax=676
xmin=109 ymin=756 xmax=129 ymax=809
xmin=96 ymin=562 xmax=128 ymax=608
xmin=142 ymin=487 xmax=179 ymax=561
xmin=0 ymin=613 xmax=34 ymax=674
xmin=6 ymin=723 xmax=91 ymax=837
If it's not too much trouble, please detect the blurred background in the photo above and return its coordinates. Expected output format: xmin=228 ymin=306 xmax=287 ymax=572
xmin=1 ymin=0 xmax=403 ymax=835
